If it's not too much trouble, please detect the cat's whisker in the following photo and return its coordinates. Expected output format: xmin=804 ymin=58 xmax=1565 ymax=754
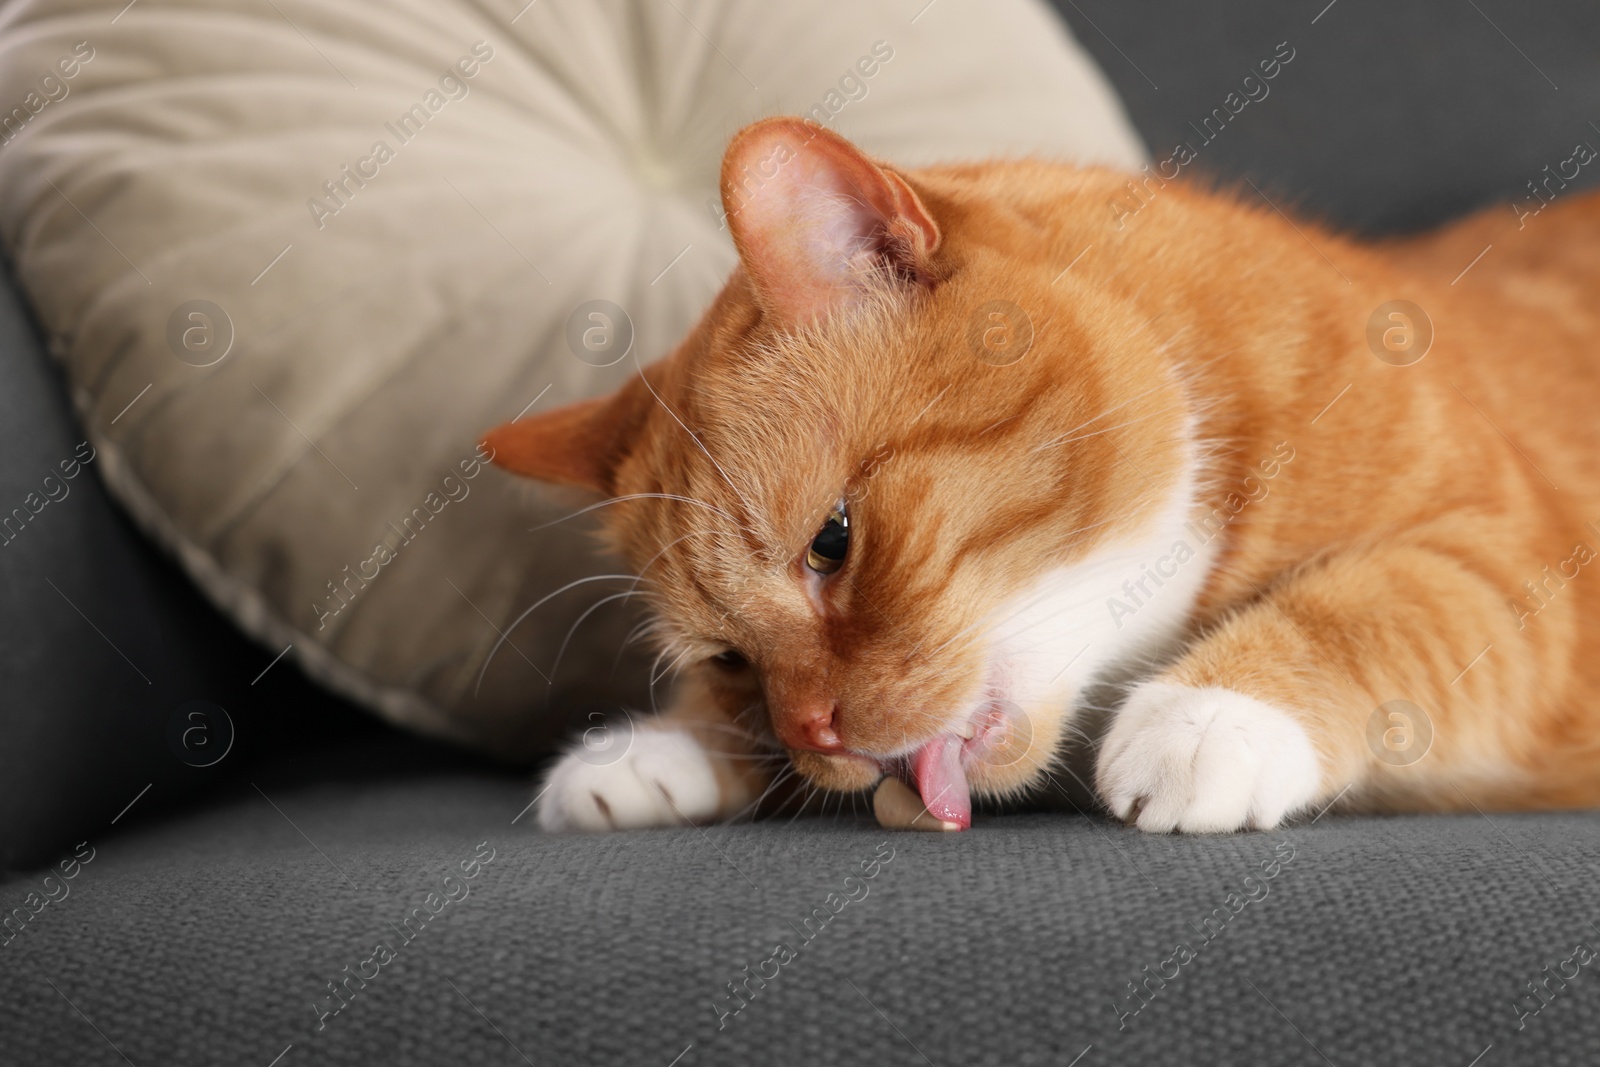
xmin=786 ymin=781 xmax=823 ymax=825
xmin=635 ymin=528 xmax=730 ymax=590
xmin=608 ymin=617 xmax=660 ymax=677
xmin=1036 ymin=764 xmax=1113 ymax=818
xmin=914 ymin=551 xmax=1118 ymax=664
xmin=622 ymin=617 xmax=660 ymax=648
xmin=1030 ymin=366 xmax=1187 ymax=445
xmin=691 ymin=720 xmax=761 ymax=738
xmin=643 ymin=644 xmax=678 ymax=717
xmin=650 ymin=644 xmax=696 ymax=687
xmin=693 ymin=721 xmax=785 ymax=754
xmin=595 ymin=529 xmax=736 ymax=679
xmin=910 ymin=489 xmax=1170 ymax=667
xmin=474 ymin=572 xmax=642 ymax=697
xmin=1055 ymin=718 xmax=1102 ymax=752
xmin=600 ymin=528 xmax=757 ymax=673
xmin=696 ymin=727 xmax=773 ymax=749
xmin=734 ymin=763 xmax=798 ymax=822
xmin=1031 ymin=409 xmax=1162 ymax=455
xmin=631 ymin=350 xmax=767 ymax=533
xmin=548 ymin=590 xmax=644 ymax=683
xmin=530 ymin=492 xmax=745 ymax=533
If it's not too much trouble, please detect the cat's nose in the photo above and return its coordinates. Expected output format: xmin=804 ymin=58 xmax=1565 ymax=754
xmin=775 ymin=700 xmax=846 ymax=753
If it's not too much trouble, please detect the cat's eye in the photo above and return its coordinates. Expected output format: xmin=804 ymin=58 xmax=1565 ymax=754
xmin=711 ymin=649 xmax=748 ymax=670
xmin=805 ymin=502 xmax=850 ymax=576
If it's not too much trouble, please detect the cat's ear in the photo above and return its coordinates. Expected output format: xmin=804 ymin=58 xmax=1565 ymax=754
xmin=481 ymin=393 xmax=628 ymax=494
xmin=721 ymin=116 xmax=941 ymax=325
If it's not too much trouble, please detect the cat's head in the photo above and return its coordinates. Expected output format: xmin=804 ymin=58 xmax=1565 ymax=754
xmin=485 ymin=117 xmax=1201 ymax=827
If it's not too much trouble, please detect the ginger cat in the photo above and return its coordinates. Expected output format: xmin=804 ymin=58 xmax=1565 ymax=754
xmin=485 ymin=116 xmax=1600 ymax=834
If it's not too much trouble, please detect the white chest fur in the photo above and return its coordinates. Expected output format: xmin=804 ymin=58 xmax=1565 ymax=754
xmin=984 ymin=464 xmax=1220 ymax=718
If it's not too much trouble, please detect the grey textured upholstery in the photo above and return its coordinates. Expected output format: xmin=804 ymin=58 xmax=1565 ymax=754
xmin=4 ymin=752 xmax=1597 ymax=1065
xmin=0 ymin=262 xmax=392 ymax=872
xmin=6 ymin=1 xmax=1600 ymax=1064
xmin=1058 ymin=0 xmax=1600 ymax=233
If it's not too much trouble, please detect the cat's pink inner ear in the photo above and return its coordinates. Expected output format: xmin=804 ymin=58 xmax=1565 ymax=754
xmin=481 ymin=395 xmax=618 ymax=493
xmin=720 ymin=117 xmax=940 ymax=325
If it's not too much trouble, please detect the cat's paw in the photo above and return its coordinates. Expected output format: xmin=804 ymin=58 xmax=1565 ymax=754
xmin=1096 ymin=683 xmax=1321 ymax=833
xmin=536 ymin=727 xmax=725 ymax=832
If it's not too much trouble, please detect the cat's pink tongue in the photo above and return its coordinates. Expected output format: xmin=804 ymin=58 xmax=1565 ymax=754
xmin=910 ymin=734 xmax=972 ymax=830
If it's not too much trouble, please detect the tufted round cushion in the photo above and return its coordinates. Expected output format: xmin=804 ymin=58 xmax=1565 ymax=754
xmin=0 ymin=0 xmax=1144 ymax=754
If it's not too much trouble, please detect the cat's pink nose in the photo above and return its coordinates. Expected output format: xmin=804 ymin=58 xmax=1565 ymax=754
xmin=775 ymin=701 xmax=845 ymax=753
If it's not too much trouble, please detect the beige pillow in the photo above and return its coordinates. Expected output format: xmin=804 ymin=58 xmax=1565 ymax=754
xmin=0 ymin=0 xmax=1145 ymax=754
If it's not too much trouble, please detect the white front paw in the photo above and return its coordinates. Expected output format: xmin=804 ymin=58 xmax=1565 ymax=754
xmin=536 ymin=727 xmax=724 ymax=832
xmin=1097 ymin=683 xmax=1321 ymax=833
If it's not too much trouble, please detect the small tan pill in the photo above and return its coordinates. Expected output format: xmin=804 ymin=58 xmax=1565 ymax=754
xmin=873 ymin=775 xmax=961 ymax=832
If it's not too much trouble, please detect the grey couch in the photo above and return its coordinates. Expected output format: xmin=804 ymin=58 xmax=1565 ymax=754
xmin=5 ymin=2 xmax=1600 ymax=1064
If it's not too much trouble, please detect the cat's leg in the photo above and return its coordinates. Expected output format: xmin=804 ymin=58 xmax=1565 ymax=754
xmin=1096 ymin=528 xmax=1556 ymax=832
xmin=537 ymin=667 xmax=777 ymax=831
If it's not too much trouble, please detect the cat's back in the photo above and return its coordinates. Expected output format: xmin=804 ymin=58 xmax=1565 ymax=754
xmin=1376 ymin=193 xmax=1600 ymax=498
xmin=910 ymin=156 xmax=1600 ymax=479
xmin=1383 ymin=191 xmax=1600 ymax=345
